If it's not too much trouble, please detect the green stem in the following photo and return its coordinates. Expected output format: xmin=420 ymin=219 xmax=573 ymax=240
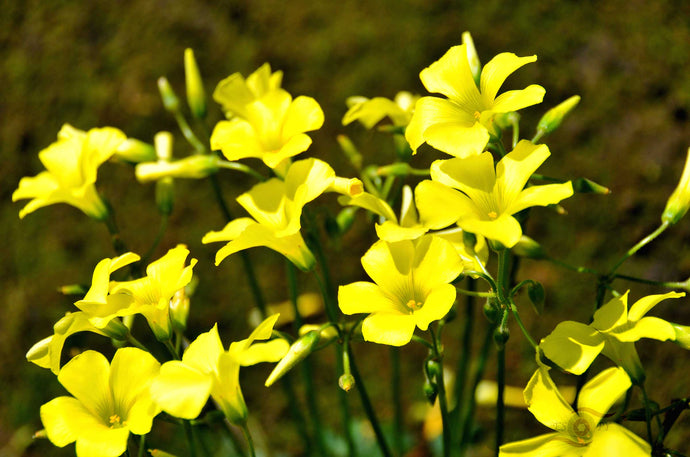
xmin=240 ymin=423 xmax=256 ymax=457
xmin=217 ymin=160 xmax=266 ymax=181
xmin=612 ymin=273 xmax=689 ymax=289
xmin=102 ymin=204 xmax=129 ymax=257
xmin=609 ymin=222 xmax=669 ymax=275
xmin=348 ymin=346 xmax=392 ymax=457
xmin=495 ymin=345 xmax=505 ymax=456
xmin=173 ymin=111 xmax=206 ymax=154
xmin=544 ymin=256 xmax=599 ymax=275
xmin=125 ymin=333 xmax=149 ymax=353
xmin=640 ymin=383 xmax=662 ymax=444
xmin=511 ymin=117 xmax=520 ymax=148
xmin=141 ymin=214 xmax=169 ymax=266
xmin=183 ymin=420 xmax=198 ymax=457
xmin=430 ymin=326 xmax=450 ymax=457
xmin=391 ymin=347 xmax=403 ymax=457
xmin=455 ymin=288 xmax=495 ymax=298
xmin=452 ymin=278 xmax=476 ymax=451
xmin=508 ymin=300 xmax=538 ymax=350
xmin=164 ymin=339 xmax=179 ymax=360
xmin=137 ymin=434 xmax=146 ymax=457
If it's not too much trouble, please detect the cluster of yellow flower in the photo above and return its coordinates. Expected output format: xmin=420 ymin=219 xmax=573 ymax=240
xmin=13 ymin=34 xmax=690 ymax=457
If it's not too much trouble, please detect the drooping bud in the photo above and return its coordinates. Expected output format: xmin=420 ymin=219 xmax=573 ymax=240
xmin=184 ymin=48 xmax=207 ymax=119
xmin=328 ymin=177 xmax=364 ymax=197
xmin=662 ymin=148 xmax=690 ymax=225
xmin=157 ymin=76 xmax=180 ymax=113
xmin=169 ymin=287 xmax=190 ymax=334
xmin=493 ymin=311 xmax=510 ymax=348
xmin=572 ymin=177 xmax=610 ymax=195
xmin=338 ymin=373 xmax=355 ymax=392
xmin=536 ymin=95 xmax=581 ymax=139
xmin=265 ymin=330 xmax=321 ymax=386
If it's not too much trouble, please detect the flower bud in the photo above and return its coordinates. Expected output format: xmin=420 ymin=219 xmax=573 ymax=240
xmin=423 ymin=378 xmax=438 ymax=405
xmin=493 ymin=312 xmax=510 ymax=348
xmin=115 ymin=138 xmax=157 ymax=163
xmin=338 ymin=373 xmax=355 ymax=392
xmin=662 ymin=148 xmax=690 ymax=225
xmin=184 ymin=48 xmax=207 ymax=119
xmin=511 ymin=235 xmax=545 ymax=259
xmin=572 ymin=177 xmax=610 ymax=195
xmin=462 ymin=31 xmax=481 ymax=86
xmin=483 ymin=300 xmax=499 ymax=323
xmin=425 ymin=358 xmax=442 ymax=380
xmin=536 ymin=95 xmax=580 ymax=137
xmin=136 ymin=155 xmax=220 ymax=183
xmin=336 ymin=134 xmax=363 ymax=171
xmin=328 ymin=177 xmax=364 ymax=197
xmin=671 ymin=323 xmax=690 ymax=349
xmin=265 ymin=330 xmax=321 ymax=386
xmin=376 ymin=163 xmax=413 ymax=177
xmin=154 ymin=132 xmax=174 ymax=215
xmin=170 ymin=287 xmax=190 ymax=334
xmin=157 ymin=76 xmax=180 ymax=113
xmin=58 ymin=284 xmax=87 ymax=296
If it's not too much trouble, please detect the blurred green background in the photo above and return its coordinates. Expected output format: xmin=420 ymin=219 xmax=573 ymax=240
xmin=3 ymin=0 xmax=690 ymax=455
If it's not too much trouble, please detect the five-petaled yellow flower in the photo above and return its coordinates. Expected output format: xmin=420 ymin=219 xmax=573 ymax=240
xmin=500 ymin=365 xmax=650 ymax=457
xmin=416 ymin=140 xmax=573 ymax=248
xmin=405 ymin=43 xmax=545 ymax=158
xmin=338 ymin=235 xmax=463 ymax=346
xmin=151 ymin=314 xmax=289 ymax=424
xmin=13 ymin=125 xmax=126 ymax=220
xmin=40 ymin=348 xmax=161 ymax=457
xmin=540 ymin=290 xmax=685 ymax=385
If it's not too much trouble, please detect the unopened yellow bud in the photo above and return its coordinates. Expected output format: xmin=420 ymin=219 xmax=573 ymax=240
xmin=662 ymin=148 xmax=690 ymax=225
xmin=338 ymin=373 xmax=355 ymax=392
xmin=328 ymin=177 xmax=363 ymax=197
xmin=265 ymin=330 xmax=321 ymax=386
xmin=536 ymin=95 xmax=581 ymax=137
xmin=169 ymin=288 xmax=190 ymax=334
xmin=184 ymin=48 xmax=207 ymax=119
xmin=115 ymin=138 xmax=156 ymax=163
xmin=157 ymin=76 xmax=180 ymax=113
xmin=136 ymin=155 xmax=219 ymax=183
xmin=462 ymin=31 xmax=481 ymax=86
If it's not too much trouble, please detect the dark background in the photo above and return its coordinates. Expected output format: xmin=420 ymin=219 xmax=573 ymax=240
xmin=3 ymin=0 xmax=690 ymax=455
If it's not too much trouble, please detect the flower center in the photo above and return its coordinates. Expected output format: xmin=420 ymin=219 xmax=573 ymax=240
xmin=488 ymin=211 xmax=498 ymax=219
xmin=473 ymin=110 xmax=482 ymax=120
xmin=406 ymin=299 xmax=423 ymax=311
xmin=109 ymin=414 xmax=124 ymax=429
xmin=567 ymin=415 xmax=593 ymax=444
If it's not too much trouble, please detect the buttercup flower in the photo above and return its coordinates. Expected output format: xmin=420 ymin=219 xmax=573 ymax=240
xmin=213 ymin=63 xmax=283 ymax=118
xmin=500 ymin=365 xmax=650 ymax=456
xmin=342 ymin=91 xmax=418 ymax=128
xmin=540 ymin=290 xmax=685 ymax=384
xmin=151 ymin=314 xmax=289 ymax=424
xmin=210 ymin=65 xmax=323 ymax=169
xmin=416 ymin=140 xmax=573 ymax=248
xmin=338 ymin=235 xmax=463 ymax=346
xmin=40 ymin=348 xmax=161 ymax=457
xmin=405 ymin=43 xmax=545 ymax=158
xmin=13 ymin=125 xmax=126 ymax=219
xmin=203 ymin=158 xmax=362 ymax=271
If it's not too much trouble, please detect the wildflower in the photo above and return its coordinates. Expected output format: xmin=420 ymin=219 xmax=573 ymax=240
xmin=13 ymin=125 xmax=126 ymax=220
xmin=213 ymin=63 xmax=283 ymax=118
xmin=416 ymin=140 xmax=573 ymax=248
xmin=342 ymin=91 xmax=418 ymax=128
xmin=210 ymin=64 xmax=323 ymax=169
xmin=151 ymin=315 xmax=289 ymax=424
xmin=76 ymin=246 xmax=197 ymax=342
xmin=40 ymin=348 xmax=160 ymax=457
xmin=338 ymin=235 xmax=463 ymax=346
xmin=499 ymin=366 xmax=650 ymax=456
xmin=540 ymin=291 xmax=685 ymax=384
xmin=405 ymin=44 xmax=544 ymax=158
xmin=203 ymin=158 xmax=362 ymax=271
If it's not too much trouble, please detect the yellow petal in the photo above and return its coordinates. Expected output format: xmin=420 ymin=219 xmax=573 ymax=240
xmin=40 ymin=396 xmax=97 ymax=447
xmin=342 ymin=97 xmax=407 ymax=128
xmin=615 ymin=316 xmax=676 ymax=342
xmin=360 ymin=240 xmax=414 ymax=299
xmin=490 ymin=85 xmax=546 ymax=113
xmin=237 ymin=179 xmax=289 ymax=229
xmin=210 ymin=119 xmax=264 ymax=161
xmin=339 ymin=282 xmax=401 ymax=315
xmin=413 ymin=284 xmax=457 ymax=330
xmin=339 ymin=192 xmax=398 ymax=222
xmin=282 ymin=96 xmax=324 ymax=140
xmin=415 ymin=180 xmax=479 ymax=229
xmin=523 ymin=367 xmax=575 ymax=431
xmin=375 ymin=221 xmax=427 ymax=242
xmin=57 ymin=351 xmax=113 ymax=420
xmin=431 ymin=153 xmax=496 ymax=198
xmin=362 ymin=312 xmax=417 ymax=346
xmin=151 ymin=361 xmax=212 ymax=420
xmin=499 ymin=432 xmax=580 ymax=457
xmin=182 ymin=324 xmax=224 ymax=374
xmin=284 ymin=158 xmax=334 ymax=205
xmin=540 ymin=321 xmax=605 ymax=375
xmin=420 ymin=44 xmax=482 ymax=109
xmin=458 ymin=214 xmax=523 ymax=248
xmin=577 ymin=367 xmax=631 ymax=426
xmin=75 ymin=427 xmax=130 ymax=457
xmin=237 ymin=339 xmax=290 ymax=366
xmin=627 ymin=291 xmax=685 ymax=321
xmin=110 ymin=348 xmax=160 ymax=434
xmin=264 ymin=133 xmax=313 ymax=169
xmin=592 ymin=293 xmax=629 ymax=332
xmin=412 ymin=235 xmax=463 ymax=290
xmin=505 ymin=182 xmax=574 ymax=215
xmin=496 ymin=141 xmax=550 ymax=205
xmin=480 ymin=52 xmax=537 ymax=103
xmin=585 ymin=423 xmax=650 ymax=457
xmin=202 ymin=218 xmax=256 ymax=244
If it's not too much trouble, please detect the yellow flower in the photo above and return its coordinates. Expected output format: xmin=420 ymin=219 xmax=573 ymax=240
xmin=151 ymin=315 xmax=289 ymax=424
xmin=500 ymin=366 xmax=650 ymax=457
xmin=416 ymin=140 xmax=573 ymax=248
xmin=338 ymin=235 xmax=463 ymax=346
xmin=662 ymin=147 xmax=690 ymax=225
xmin=540 ymin=290 xmax=685 ymax=384
xmin=75 ymin=246 xmax=196 ymax=342
xmin=203 ymin=158 xmax=362 ymax=271
xmin=405 ymin=44 xmax=545 ymax=158
xmin=342 ymin=91 xmax=418 ymax=128
xmin=210 ymin=64 xmax=324 ymax=169
xmin=12 ymin=125 xmax=126 ymax=219
xmin=40 ymin=348 xmax=160 ymax=457
xmin=213 ymin=63 xmax=283 ymax=119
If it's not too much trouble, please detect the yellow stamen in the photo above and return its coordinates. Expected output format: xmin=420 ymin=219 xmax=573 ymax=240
xmin=488 ymin=211 xmax=498 ymax=219
xmin=406 ymin=299 xmax=423 ymax=311
xmin=473 ymin=111 xmax=482 ymax=120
